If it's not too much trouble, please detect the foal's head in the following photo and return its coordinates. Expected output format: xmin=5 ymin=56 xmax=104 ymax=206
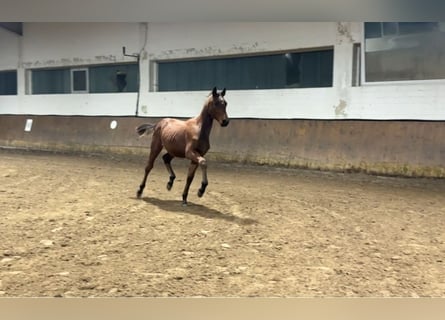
xmin=206 ymin=87 xmax=229 ymax=127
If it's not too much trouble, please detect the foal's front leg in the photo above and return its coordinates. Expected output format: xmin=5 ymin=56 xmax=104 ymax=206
xmin=182 ymin=146 xmax=209 ymax=205
xmin=182 ymin=161 xmax=198 ymax=206
xmin=197 ymin=157 xmax=208 ymax=198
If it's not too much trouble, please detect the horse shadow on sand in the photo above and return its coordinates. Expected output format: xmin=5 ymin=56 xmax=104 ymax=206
xmin=139 ymin=197 xmax=257 ymax=226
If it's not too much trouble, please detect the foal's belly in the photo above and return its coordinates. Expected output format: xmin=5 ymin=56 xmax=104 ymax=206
xmin=161 ymin=136 xmax=186 ymax=158
xmin=158 ymin=118 xmax=208 ymax=158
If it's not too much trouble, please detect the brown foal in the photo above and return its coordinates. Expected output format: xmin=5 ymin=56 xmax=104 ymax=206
xmin=136 ymin=87 xmax=229 ymax=205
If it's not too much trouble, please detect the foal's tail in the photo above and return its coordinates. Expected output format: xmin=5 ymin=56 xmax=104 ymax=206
xmin=136 ymin=123 xmax=156 ymax=137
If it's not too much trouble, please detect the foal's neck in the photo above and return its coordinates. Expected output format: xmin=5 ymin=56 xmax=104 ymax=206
xmin=196 ymin=103 xmax=213 ymax=140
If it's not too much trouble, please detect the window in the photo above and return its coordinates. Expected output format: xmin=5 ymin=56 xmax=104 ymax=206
xmin=382 ymin=22 xmax=398 ymax=36
xmin=71 ymin=68 xmax=88 ymax=93
xmin=156 ymin=48 xmax=334 ymax=91
xmin=89 ymin=63 xmax=138 ymax=93
xmin=364 ymin=22 xmax=445 ymax=82
xmin=30 ymin=63 xmax=138 ymax=94
xmin=0 ymin=70 xmax=17 ymax=95
xmin=32 ymin=68 xmax=71 ymax=94
xmin=364 ymin=22 xmax=382 ymax=39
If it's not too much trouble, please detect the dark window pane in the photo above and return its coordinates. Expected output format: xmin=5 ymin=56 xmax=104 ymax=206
xmin=286 ymin=53 xmax=301 ymax=87
xmin=365 ymin=22 xmax=382 ymax=39
xmin=0 ymin=70 xmax=17 ymax=95
xmin=72 ymin=70 xmax=87 ymax=91
xmin=89 ymin=63 xmax=138 ymax=93
xmin=382 ymin=22 xmax=398 ymax=36
xmin=300 ymin=52 xmax=319 ymax=87
xmin=398 ymin=22 xmax=438 ymax=35
xmin=224 ymin=58 xmax=241 ymax=89
xmin=158 ymin=63 xmax=175 ymax=91
xmin=32 ymin=68 xmax=70 ymax=94
xmin=158 ymin=49 xmax=333 ymax=91
xmin=318 ymin=50 xmax=334 ymax=87
xmin=365 ymin=22 xmax=445 ymax=82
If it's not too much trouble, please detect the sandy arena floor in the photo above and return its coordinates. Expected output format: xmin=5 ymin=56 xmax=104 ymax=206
xmin=0 ymin=150 xmax=444 ymax=297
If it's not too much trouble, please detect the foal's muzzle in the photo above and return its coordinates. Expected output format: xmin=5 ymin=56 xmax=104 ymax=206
xmin=221 ymin=119 xmax=230 ymax=127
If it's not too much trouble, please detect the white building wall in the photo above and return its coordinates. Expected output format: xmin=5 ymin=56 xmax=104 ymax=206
xmin=1 ymin=22 xmax=143 ymax=116
xmin=146 ymin=22 xmax=337 ymax=60
xmin=1 ymin=22 xmax=445 ymax=120
xmin=140 ymin=22 xmax=341 ymax=119
xmin=21 ymin=23 xmax=142 ymax=68
xmin=0 ymin=27 xmax=20 ymax=70
xmin=0 ymin=27 xmax=21 ymax=111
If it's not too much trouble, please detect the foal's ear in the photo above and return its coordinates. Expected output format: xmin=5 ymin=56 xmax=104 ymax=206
xmin=212 ymin=87 xmax=218 ymax=98
xmin=221 ymin=88 xmax=226 ymax=97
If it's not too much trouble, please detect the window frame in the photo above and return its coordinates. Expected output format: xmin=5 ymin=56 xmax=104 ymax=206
xmin=352 ymin=43 xmax=361 ymax=87
xmin=70 ymin=68 xmax=89 ymax=93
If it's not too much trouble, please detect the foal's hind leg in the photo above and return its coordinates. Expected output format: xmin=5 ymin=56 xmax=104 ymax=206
xmin=162 ymin=153 xmax=176 ymax=191
xmin=137 ymin=138 xmax=163 ymax=198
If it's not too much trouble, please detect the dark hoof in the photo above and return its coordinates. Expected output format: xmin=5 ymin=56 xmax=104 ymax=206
xmin=136 ymin=191 xmax=142 ymax=199
xmin=197 ymin=189 xmax=205 ymax=198
xmin=166 ymin=182 xmax=173 ymax=191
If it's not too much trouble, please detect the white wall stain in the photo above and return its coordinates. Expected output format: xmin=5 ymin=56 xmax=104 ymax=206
xmin=336 ymin=22 xmax=354 ymax=44
xmin=21 ymin=55 xmax=124 ymax=69
xmin=151 ymin=41 xmax=268 ymax=61
xmin=140 ymin=105 xmax=148 ymax=114
xmin=334 ymin=99 xmax=347 ymax=117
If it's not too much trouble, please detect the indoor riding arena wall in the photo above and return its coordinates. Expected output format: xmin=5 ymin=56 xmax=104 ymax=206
xmin=0 ymin=115 xmax=444 ymax=178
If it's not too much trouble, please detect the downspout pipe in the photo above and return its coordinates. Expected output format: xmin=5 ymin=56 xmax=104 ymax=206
xmin=122 ymin=46 xmax=140 ymax=117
